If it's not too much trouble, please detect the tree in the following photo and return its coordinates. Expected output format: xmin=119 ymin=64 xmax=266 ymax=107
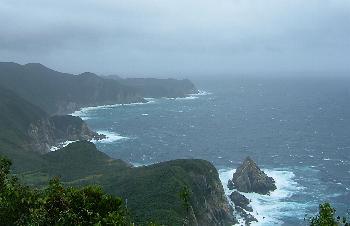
xmin=0 ymin=156 xmax=131 ymax=226
xmin=309 ymin=202 xmax=349 ymax=226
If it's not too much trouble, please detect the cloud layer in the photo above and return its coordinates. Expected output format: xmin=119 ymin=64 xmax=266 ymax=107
xmin=1 ymin=0 xmax=349 ymax=77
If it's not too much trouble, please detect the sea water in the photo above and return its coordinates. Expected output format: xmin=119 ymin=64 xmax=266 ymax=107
xmin=71 ymin=77 xmax=350 ymax=225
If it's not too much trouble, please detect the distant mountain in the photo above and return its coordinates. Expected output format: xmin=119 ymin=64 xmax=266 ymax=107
xmin=104 ymin=76 xmax=199 ymax=98
xmin=0 ymin=62 xmax=145 ymax=115
xmin=0 ymin=87 xmax=102 ymax=171
xmin=21 ymin=141 xmax=235 ymax=226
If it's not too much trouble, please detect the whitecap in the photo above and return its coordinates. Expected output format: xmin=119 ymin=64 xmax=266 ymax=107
xmin=141 ymin=113 xmax=149 ymax=116
xmin=164 ymin=90 xmax=212 ymax=101
xmin=165 ymin=96 xmax=199 ymax=100
xmin=190 ymin=90 xmax=212 ymax=96
xmin=93 ymin=130 xmax=129 ymax=144
xmin=70 ymin=100 xmax=156 ymax=119
xmin=50 ymin=140 xmax=77 ymax=151
xmin=219 ymin=168 xmax=307 ymax=226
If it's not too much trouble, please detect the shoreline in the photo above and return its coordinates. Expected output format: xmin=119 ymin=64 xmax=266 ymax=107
xmin=70 ymin=90 xmax=211 ymax=120
xmin=218 ymin=168 xmax=306 ymax=226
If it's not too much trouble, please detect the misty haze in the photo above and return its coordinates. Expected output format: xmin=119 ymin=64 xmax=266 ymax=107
xmin=0 ymin=1 xmax=349 ymax=226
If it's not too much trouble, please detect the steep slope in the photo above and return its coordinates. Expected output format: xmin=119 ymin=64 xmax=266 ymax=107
xmin=20 ymin=141 xmax=235 ymax=225
xmin=0 ymin=62 xmax=145 ymax=114
xmin=93 ymin=159 xmax=235 ymax=225
xmin=40 ymin=141 xmax=130 ymax=181
xmin=106 ymin=76 xmax=199 ymax=98
xmin=0 ymin=87 xmax=47 ymax=171
xmin=0 ymin=87 xmax=102 ymax=171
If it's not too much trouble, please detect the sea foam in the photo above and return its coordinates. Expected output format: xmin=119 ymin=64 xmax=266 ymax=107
xmin=219 ymin=168 xmax=307 ymax=225
xmin=70 ymin=99 xmax=156 ymax=120
xmin=50 ymin=140 xmax=77 ymax=151
xmin=93 ymin=130 xmax=129 ymax=144
xmin=49 ymin=130 xmax=128 ymax=151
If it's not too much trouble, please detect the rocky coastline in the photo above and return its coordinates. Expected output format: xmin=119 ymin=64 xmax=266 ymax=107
xmin=227 ymin=157 xmax=277 ymax=225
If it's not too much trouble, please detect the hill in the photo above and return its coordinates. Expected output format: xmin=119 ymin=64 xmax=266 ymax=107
xmin=20 ymin=141 xmax=235 ymax=225
xmin=0 ymin=62 xmax=145 ymax=115
xmin=0 ymin=87 xmax=102 ymax=171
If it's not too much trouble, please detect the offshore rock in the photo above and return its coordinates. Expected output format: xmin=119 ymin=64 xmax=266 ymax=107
xmin=229 ymin=157 xmax=276 ymax=195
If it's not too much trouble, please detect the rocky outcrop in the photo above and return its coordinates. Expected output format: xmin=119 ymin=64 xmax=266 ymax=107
xmin=229 ymin=191 xmax=257 ymax=225
xmin=229 ymin=191 xmax=252 ymax=212
xmin=27 ymin=115 xmax=104 ymax=153
xmin=190 ymin=173 xmax=236 ymax=226
xmin=229 ymin=157 xmax=276 ymax=195
xmin=103 ymin=159 xmax=237 ymax=226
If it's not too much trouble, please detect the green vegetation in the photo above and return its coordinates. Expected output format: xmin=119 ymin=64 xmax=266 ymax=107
xmin=0 ymin=74 xmax=227 ymax=225
xmin=309 ymin=203 xmax=349 ymax=226
xmin=17 ymin=142 xmax=233 ymax=225
xmin=0 ymin=62 xmax=144 ymax=115
xmin=0 ymin=156 xmax=130 ymax=226
xmin=0 ymin=87 xmax=47 ymax=172
xmin=2 ymin=147 xmax=234 ymax=225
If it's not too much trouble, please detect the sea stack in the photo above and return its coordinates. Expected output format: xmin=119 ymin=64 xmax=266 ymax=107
xmin=228 ymin=157 xmax=276 ymax=195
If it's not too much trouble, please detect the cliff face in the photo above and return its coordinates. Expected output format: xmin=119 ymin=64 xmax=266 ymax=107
xmin=19 ymin=141 xmax=236 ymax=225
xmin=98 ymin=159 xmax=236 ymax=226
xmin=27 ymin=115 xmax=104 ymax=153
xmin=0 ymin=87 xmax=104 ymax=173
xmin=189 ymin=170 xmax=236 ymax=226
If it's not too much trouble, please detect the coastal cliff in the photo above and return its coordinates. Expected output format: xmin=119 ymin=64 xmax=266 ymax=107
xmin=0 ymin=87 xmax=103 ymax=170
xmin=0 ymin=62 xmax=199 ymax=115
xmin=113 ymin=77 xmax=199 ymax=98
xmin=27 ymin=115 xmax=104 ymax=153
xmin=0 ymin=62 xmax=145 ymax=115
xmin=21 ymin=142 xmax=236 ymax=225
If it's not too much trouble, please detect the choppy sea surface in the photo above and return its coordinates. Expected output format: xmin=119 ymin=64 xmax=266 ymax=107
xmin=72 ymin=77 xmax=350 ymax=225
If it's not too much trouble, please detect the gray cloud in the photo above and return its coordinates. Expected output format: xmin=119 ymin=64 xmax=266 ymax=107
xmin=0 ymin=0 xmax=349 ymax=77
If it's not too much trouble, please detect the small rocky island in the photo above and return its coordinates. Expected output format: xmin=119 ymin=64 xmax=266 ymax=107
xmin=228 ymin=156 xmax=276 ymax=195
xmin=227 ymin=157 xmax=277 ymax=225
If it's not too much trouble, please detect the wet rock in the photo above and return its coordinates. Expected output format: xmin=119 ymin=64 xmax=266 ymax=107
xmin=229 ymin=157 xmax=276 ymax=195
xmin=229 ymin=191 xmax=253 ymax=212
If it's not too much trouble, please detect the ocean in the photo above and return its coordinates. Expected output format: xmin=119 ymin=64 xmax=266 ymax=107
xmin=72 ymin=76 xmax=350 ymax=225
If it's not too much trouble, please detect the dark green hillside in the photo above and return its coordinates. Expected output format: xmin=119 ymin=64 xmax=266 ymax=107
xmin=0 ymin=87 xmax=47 ymax=171
xmin=0 ymin=157 xmax=130 ymax=226
xmin=0 ymin=86 xmax=47 ymax=132
xmin=0 ymin=62 xmax=144 ymax=114
xmin=41 ymin=141 xmax=130 ymax=181
xmin=19 ymin=141 xmax=234 ymax=225
xmin=100 ymin=159 xmax=234 ymax=226
xmin=0 ymin=87 xmax=103 ymax=171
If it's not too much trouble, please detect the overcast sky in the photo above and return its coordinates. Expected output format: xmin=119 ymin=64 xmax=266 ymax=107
xmin=0 ymin=0 xmax=349 ymax=77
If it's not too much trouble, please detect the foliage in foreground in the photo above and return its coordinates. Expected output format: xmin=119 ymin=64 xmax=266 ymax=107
xmin=0 ymin=156 xmax=130 ymax=226
xmin=309 ymin=202 xmax=349 ymax=226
